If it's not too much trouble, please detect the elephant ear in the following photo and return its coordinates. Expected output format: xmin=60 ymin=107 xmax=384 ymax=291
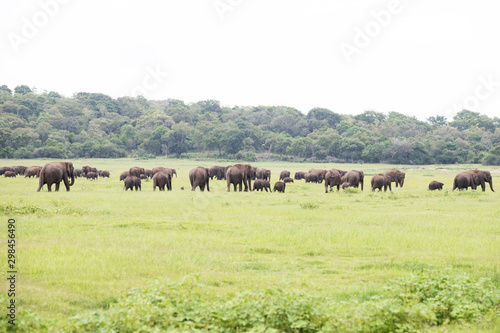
xmin=65 ymin=162 xmax=73 ymax=174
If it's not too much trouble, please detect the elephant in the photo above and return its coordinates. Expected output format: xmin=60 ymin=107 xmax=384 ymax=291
xmin=256 ymin=168 xmax=271 ymax=181
xmin=324 ymin=169 xmax=342 ymax=193
xmin=383 ymin=169 xmax=405 ymax=188
xmin=453 ymin=172 xmax=478 ymax=191
xmin=25 ymin=166 xmax=42 ymax=178
xmin=464 ymin=170 xmax=494 ymax=192
xmin=0 ymin=167 xmax=14 ymax=175
xmin=279 ymin=171 xmax=290 ymax=180
xmin=120 ymin=171 xmax=129 ymax=181
xmin=226 ymin=166 xmax=243 ymax=192
xmin=124 ymin=176 xmax=141 ymax=191
xmin=209 ymin=166 xmax=228 ymax=180
xmin=342 ymin=182 xmax=351 ymax=189
xmin=153 ymin=172 xmax=171 ymax=191
xmin=81 ymin=166 xmax=91 ymax=177
xmin=73 ymin=169 xmax=82 ymax=178
xmin=283 ymin=177 xmax=294 ymax=183
xmin=12 ymin=166 xmax=26 ymax=175
xmin=342 ymin=170 xmax=364 ymax=191
xmin=86 ymin=172 xmax=98 ymax=180
xmin=100 ymin=170 xmax=110 ymax=178
xmin=4 ymin=171 xmax=16 ymax=178
xmin=129 ymin=166 xmax=145 ymax=177
xmin=428 ymin=181 xmax=444 ymax=190
xmin=189 ymin=167 xmax=210 ymax=191
xmin=371 ymin=174 xmax=392 ymax=192
xmin=273 ymin=181 xmax=286 ymax=193
xmin=145 ymin=169 xmax=153 ymax=179
xmin=37 ymin=162 xmax=75 ymax=192
xmin=294 ymin=172 xmax=306 ymax=180
xmin=304 ymin=172 xmax=320 ymax=183
xmin=253 ymin=179 xmax=271 ymax=192
xmin=151 ymin=167 xmax=176 ymax=190
xmin=226 ymin=164 xmax=253 ymax=192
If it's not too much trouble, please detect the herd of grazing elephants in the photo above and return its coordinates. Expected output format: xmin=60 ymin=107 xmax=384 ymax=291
xmin=0 ymin=162 xmax=495 ymax=194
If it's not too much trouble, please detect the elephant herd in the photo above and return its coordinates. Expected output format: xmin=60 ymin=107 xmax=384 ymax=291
xmin=1 ymin=162 xmax=495 ymax=194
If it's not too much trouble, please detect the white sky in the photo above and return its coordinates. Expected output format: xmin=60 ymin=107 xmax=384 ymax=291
xmin=1 ymin=0 xmax=500 ymax=121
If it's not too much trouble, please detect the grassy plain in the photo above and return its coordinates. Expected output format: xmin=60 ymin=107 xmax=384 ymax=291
xmin=0 ymin=158 xmax=499 ymax=330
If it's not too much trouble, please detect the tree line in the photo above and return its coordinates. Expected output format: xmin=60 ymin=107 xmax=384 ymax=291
xmin=1 ymin=84 xmax=499 ymax=165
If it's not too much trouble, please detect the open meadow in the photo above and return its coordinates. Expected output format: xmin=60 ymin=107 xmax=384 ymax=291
xmin=1 ymin=159 xmax=499 ymax=332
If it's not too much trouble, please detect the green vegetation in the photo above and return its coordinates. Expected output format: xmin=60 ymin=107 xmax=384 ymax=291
xmin=0 ymin=159 xmax=499 ymax=331
xmin=1 ymin=85 xmax=500 ymax=164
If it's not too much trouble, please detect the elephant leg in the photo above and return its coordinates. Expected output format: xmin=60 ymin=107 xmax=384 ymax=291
xmin=55 ymin=182 xmax=60 ymax=192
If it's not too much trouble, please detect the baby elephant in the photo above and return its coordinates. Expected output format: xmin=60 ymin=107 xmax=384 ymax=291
xmin=341 ymin=182 xmax=351 ymax=189
xmin=273 ymin=181 xmax=286 ymax=193
xmin=283 ymin=177 xmax=294 ymax=183
xmin=253 ymin=179 xmax=271 ymax=192
xmin=428 ymin=181 xmax=444 ymax=190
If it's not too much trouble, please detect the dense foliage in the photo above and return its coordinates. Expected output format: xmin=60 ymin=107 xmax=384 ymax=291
xmin=63 ymin=271 xmax=500 ymax=332
xmin=1 ymin=84 xmax=499 ymax=164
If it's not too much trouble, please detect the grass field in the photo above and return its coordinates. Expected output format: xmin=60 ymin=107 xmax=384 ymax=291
xmin=1 ymin=158 xmax=499 ymax=332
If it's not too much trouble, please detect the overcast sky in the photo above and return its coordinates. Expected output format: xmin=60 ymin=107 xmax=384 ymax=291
xmin=2 ymin=0 xmax=500 ymax=121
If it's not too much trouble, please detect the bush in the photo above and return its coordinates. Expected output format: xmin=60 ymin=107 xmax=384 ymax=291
xmin=67 ymin=270 xmax=500 ymax=332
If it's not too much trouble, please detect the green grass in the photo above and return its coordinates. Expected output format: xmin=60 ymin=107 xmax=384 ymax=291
xmin=0 ymin=158 xmax=499 ymax=331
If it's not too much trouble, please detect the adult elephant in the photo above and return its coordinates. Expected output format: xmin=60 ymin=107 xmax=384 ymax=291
xmin=124 ymin=176 xmax=141 ymax=191
xmin=371 ymin=174 xmax=391 ymax=192
xmin=209 ymin=166 xmax=228 ymax=180
xmin=464 ymin=170 xmax=494 ymax=192
xmin=383 ymin=169 xmax=405 ymax=188
xmin=279 ymin=171 xmax=290 ymax=180
xmin=13 ymin=166 xmax=27 ymax=175
xmin=189 ymin=167 xmax=210 ymax=191
xmin=428 ymin=181 xmax=444 ymax=191
xmin=81 ymin=165 xmax=91 ymax=177
xmin=25 ymin=166 xmax=42 ymax=178
xmin=324 ymin=169 xmax=342 ymax=193
xmin=153 ymin=172 xmax=171 ymax=191
xmin=256 ymin=168 xmax=271 ymax=181
xmin=37 ymin=162 xmax=75 ymax=192
xmin=294 ymin=172 xmax=305 ymax=180
xmin=129 ymin=166 xmax=145 ymax=177
xmin=304 ymin=172 xmax=320 ymax=183
xmin=253 ymin=179 xmax=271 ymax=192
xmin=226 ymin=164 xmax=253 ymax=192
xmin=152 ymin=167 xmax=176 ymax=190
xmin=0 ymin=167 xmax=14 ymax=175
xmin=453 ymin=172 xmax=478 ymax=191
xmin=120 ymin=171 xmax=129 ymax=181
xmin=343 ymin=170 xmax=364 ymax=191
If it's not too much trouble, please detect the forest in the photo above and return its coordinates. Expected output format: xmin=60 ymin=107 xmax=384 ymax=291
xmin=1 ymin=84 xmax=499 ymax=165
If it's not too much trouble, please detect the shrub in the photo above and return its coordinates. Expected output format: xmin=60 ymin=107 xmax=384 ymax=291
xmin=67 ymin=270 xmax=500 ymax=332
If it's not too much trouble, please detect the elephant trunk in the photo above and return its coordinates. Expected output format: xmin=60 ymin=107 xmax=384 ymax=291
xmin=489 ymin=180 xmax=494 ymax=192
xmin=69 ymin=173 xmax=75 ymax=186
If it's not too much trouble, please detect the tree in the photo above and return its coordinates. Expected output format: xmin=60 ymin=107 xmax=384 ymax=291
xmin=14 ymin=85 xmax=32 ymax=95
xmin=0 ymin=85 xmax=12 ymax=95
xmin=427 ymin=115 xmax=448 ymax=127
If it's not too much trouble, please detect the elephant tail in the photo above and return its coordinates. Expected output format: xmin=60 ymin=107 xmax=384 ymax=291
xmin=37 ymin=169 xmax=44 ymax=191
